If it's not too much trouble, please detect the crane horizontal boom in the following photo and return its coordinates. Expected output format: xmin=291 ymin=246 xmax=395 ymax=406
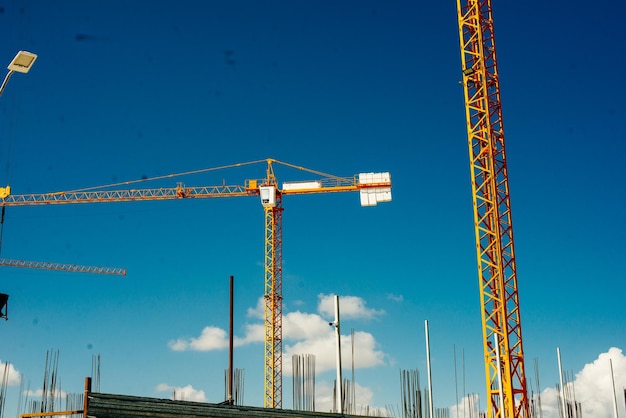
xmin=0 ymin=171 xmax=391 ymax=207
xmin=0 ymin=184 xmax=253 ymax=206
xmin=0 ymin=258 xmax=126 ymax=276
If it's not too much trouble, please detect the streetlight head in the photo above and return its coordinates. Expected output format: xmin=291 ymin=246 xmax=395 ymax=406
xmin=7 ymin=50 xmax=37 ymax=74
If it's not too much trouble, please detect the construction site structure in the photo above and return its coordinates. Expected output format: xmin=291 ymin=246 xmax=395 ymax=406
xmin=1 ymin=158 xmax=392 ymax=409
xmin=0 ymin=258 xmax=126 ymax=276
xmin=456 ymin=1 xmax=529 ymax=417
xmin=19 ymin=376 xmax=384 ymax=418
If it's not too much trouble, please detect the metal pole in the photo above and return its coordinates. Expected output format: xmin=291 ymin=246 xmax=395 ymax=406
xmin=333 ymin=295 xmax=343 ymax=413
xmin=425 ymin=320 xmax=434 ymax=418
xmin=557 ymin=348 xmax=566 ymax=418
xmin=494 ymin=334 xmax=505 ymax=417
xmin=610 ymin=359 xmax=619 ymax=418
xmin=0 ymin=70 xmax=15 ymax=96
xmin=83 ymin=377 xmax=91 ymax=418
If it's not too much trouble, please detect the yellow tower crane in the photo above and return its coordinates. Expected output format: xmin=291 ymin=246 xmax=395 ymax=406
xmin=0 ymin=158 xmax=392 ymax=408
xmin=456 ymin=1 xmax=529 ymax=418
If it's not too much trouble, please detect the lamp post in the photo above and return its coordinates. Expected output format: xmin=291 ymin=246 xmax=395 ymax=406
xmin=0 ymin=50 xmax=37 ymax=96
xmin=0 ymin=51 xmax=37 ymax=321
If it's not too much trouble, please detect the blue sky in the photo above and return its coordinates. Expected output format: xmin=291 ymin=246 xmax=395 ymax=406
xmin=1 ymin=1 xmax=624 ymax=417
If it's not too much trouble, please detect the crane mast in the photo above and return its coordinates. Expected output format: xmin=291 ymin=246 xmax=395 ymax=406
xmin=456 ymin=1 xmax=529 ymax=417
xmin=264 ymin=199 xmax=283 ymax=408
xmin=260 ymin=159 xmax=284 ymax=408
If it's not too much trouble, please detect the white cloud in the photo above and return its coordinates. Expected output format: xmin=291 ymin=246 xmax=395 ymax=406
xmin=448 ymin=347 xmax=626 ymax=418
xmin=386 ymin=293 xmax=404 ymax=302
xmin=167 ymin=295 xmax=387 ymax=389
xmin=246 ymin=297 xmax=264 ymax=320
xmin=537 ymin=347 xmax=626 ymax=418
xmin=0 ymin=360 xmax=21 ymax=386
xmin=317 ymin=294 xmax=385 ymax=320
xmin=449 ymin=393 xmax=482 ymax=418
xmin=160 ymin=295 xmax=389 ymax=414
xmin=155 ymin=383 xmax=206 ymax=402
xmin=168 ymin=326 xmax=230 ymax=351
xmin=23 ymin=388 xmax=68 ymax=398
xmin=314 ymin=380 xmax=336 ymax=413
xmin=284 ymin=310 xmax=333 ymax=340
xmin=168 ymin=318 xmax=265 ymax=352
xmin=537 ymin=388 xmax=562 ymax=418
xmin=314 ymin=380 xmax=388 ymax=415
xmin=239 ymin=323 xmax=264 ymax=344
xmin=169 ymin=295 xmax=387 ymax=368
xmin=284 ymin=329 xmax=385 ymax=376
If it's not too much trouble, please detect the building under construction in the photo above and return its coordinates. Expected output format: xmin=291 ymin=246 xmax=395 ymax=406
xmin=17 ymin=377 xmax=385 ymax=418
xmin=87 ymin=392 xmax=383 ymax=418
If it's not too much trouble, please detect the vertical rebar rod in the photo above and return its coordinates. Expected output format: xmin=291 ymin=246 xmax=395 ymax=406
xmin=234 ymin=368 xmax=244 ymax=405
xmin=351 ymin=328 xmax=355 ymax=415
xmin=462 ymin=349 xmax=466 ymax=418
xmin=454 ymin=345 xmax=459 ymax=416
xmin=292 ymin=354 xmax=315 ymax=411
xmin=533 ymin=357 xmax=543 ymax=418
xmin=228 ymin=275 xmax=234 ymax=405
xmin=1 ymin=362 xmax=9 ymax=418
xmin=292 ymin=356 xmax=299 ymax=410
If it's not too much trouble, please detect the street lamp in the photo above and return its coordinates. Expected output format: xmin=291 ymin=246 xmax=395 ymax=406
xmin=0 ymin=50 xmax=38 ymax=96
xmin=0 ymin=51 xmax=37 ymax=321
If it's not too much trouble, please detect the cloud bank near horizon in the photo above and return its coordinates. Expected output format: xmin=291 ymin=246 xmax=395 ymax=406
xmin=167 ymin=293 xmax=387 ymax=375
xmin=155 ymin=383 xmax=207 ymax=402
xmin=449 ymin=347 xmax=626 ymax=418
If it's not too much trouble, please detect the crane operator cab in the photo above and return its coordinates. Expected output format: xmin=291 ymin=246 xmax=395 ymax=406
xmin=259 ymin=186 xmax=277 ymax=208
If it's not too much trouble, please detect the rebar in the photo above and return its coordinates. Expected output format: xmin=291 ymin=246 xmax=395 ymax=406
xmin=292 ymin=354 xmax=315 ymax=412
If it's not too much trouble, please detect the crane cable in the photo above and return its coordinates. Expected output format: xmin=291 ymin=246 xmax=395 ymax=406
xmin=53 ymin=158 xmax=353 ymax=195
xmin=57 ymin=159 xmax=268 ymax=194
xmin=272 ymin=159 xmax=354 ymax=184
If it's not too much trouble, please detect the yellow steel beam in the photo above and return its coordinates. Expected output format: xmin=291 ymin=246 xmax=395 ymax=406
xmin=20 ymin=411 xmax=82 ymax=418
